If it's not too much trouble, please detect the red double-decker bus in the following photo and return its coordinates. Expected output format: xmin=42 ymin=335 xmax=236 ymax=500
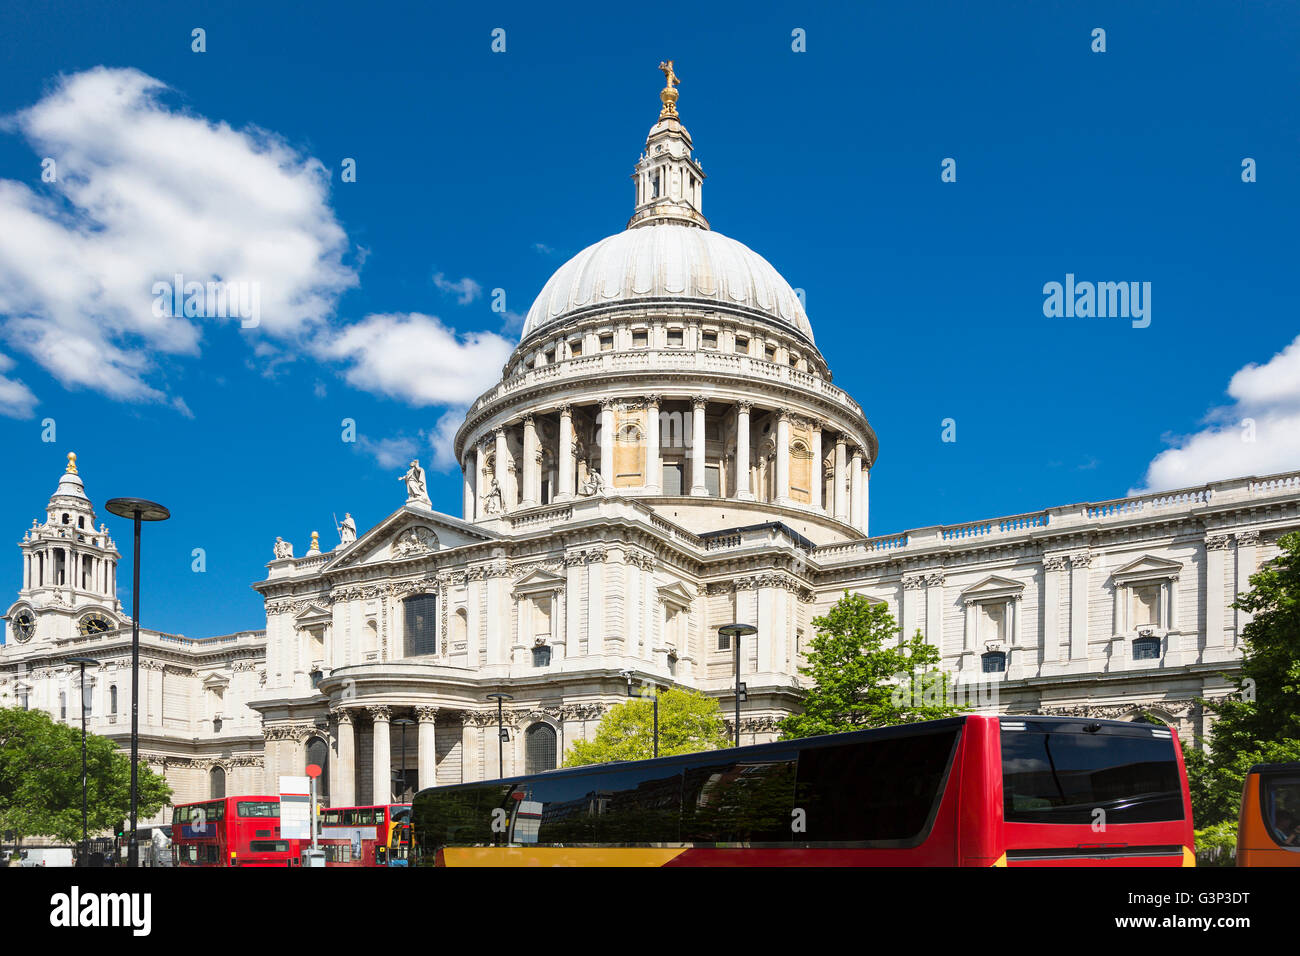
xmin=172 ymin=796 xmax=301 ymax=867
xmin=317 ymin=804 xmax=410 ymax=866
xmin=412 ymin=715 xmax=1195 ymax=866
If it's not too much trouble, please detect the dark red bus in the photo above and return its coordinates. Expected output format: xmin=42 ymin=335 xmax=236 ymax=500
xmin=411 ymin=715 xmax=1194 ymax=866
xmin=171 ymin=796 xmax=301 ymax=867
xmin=317 ymin=804 xmax=410 ymax=866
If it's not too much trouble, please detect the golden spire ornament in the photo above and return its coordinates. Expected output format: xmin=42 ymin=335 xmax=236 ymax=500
xmin=66 ymin=451 xmax=78 ymax=474
xmin=658 ymin=59 xmax=680 ymax=119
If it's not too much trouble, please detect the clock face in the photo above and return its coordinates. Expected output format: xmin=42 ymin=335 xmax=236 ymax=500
xmin=12 ymin=610 xmax=36 ymax=643
xmin=78 ymin=614 xmax=113 ymax=637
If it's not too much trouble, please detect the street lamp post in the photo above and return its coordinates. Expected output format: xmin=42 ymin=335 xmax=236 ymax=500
xmin=621 ymin=671 xmax=659 ymax=757
xmin=104 ymin=497 xmax=170 ymax=868
xmin=67 ymin=656 xmax=100 ymax=867
xmin=486 ymin=693 xmax=513 ymax=778
xmin=718 ymin=623 xmax=757 ymax=748
xmin=392 ymin=717 xmax=414 ymax=801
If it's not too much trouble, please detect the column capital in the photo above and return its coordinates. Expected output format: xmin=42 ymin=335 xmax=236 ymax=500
xmin=415 ymin=705 xmax=439 ymax=723
xmin=646 ymin=393 xmax=662 ymax=407
xmin=776 ymin=407 xmax=791 ymax=423
xmin=522 ymin=412 xmax=535 ymax=427
xmin=691 ymin=395 xmax=708 ymax=410
xmin=810 ymin=417 xmax=825 ymax=433
xmin=558 ymin=402 xmax=573 ymax=417
xmin=332 ymin=708 xmax=355 ymax=725
xmin=367 ymin=704 xmax=392 ymax=722
xmin=736 ymin=400 xmax=753 ymax=414
xmin=599 ymin=396 xmax=616 ymax=410
xmin=835 ymin=433 xmax=847 ymax=448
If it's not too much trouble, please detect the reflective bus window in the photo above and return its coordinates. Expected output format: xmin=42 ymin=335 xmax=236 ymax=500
xmin=795 ymin=730 xmax=958 ymax=844
xmin=682 ymin=756 xmax=796 ymax=845
xmin=1262 ymin=773 xmax=1300 ymax=847
xmin=249 ymin=841 xmax=290 ymax=852
xmin=236 ymin=801 xmax=277 ymax=818
xmin=413 ymin=785 xmax=514 ymax=851
xmin=522 ymin=765 xmax=684 ymax=845
xmin=1001 ymin=729 xmax=1184 ymax=824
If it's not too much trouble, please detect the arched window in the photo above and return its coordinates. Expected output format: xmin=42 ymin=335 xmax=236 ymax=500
xmin=209 ymin=766 xmax=226 ymax=799
xmin=109 ymin=685 xmax=118 ymax=715
xmin=59 ymin=691 xmax=67 ymax=721
xmin=1132 ymin=635 xmax=1162 ymax=661
xmin=305 ymin=737 xmax=330 ymax=805
xmin=525 ymin=723 xmax=557 ymax=775
xmin=404 ymin=593 xmax=437 ymax=657
xmin=981 ymin=651 xmax=1007 ymax=673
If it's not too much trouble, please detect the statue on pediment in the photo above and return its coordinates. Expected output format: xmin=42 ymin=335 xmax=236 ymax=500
xmin=401 ymin=460 xmax=431 ymax=506
xmin=339 ymin=512 xmax=356 ymax=546
xmin=273 ymin=537 xmax=294 ymax=559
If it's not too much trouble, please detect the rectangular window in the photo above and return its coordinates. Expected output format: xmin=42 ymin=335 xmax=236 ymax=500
xmin=404 ymin=593 xmax=438 ymax=657
xmin=702 ymin=331 xmax=718 ymax=349
xmin=1001 ymin=725 xmax=1185 ymax=824
xmin=632 ymin=330 xmax=648 ymax=348
xmin=718 ymin=631 xmax=730 ymax=651
xmin=599 ymin=334 xmax=614 ymax=352
xmin=1132 ymin=583 xmax=1162 ymax=628
xmin=248 ymin=841 xmax=290 ymax=853
xmin=569 ymin=339 xmax=582 ymax=357
xmin=234 ymin=801 xmax=274 ymax=819
xmin=705 ymin=464 xmax=721 ymax=497
xmin=532 ymin=646 xmax=551 ymax=667
xmin=666 ymin=329 xmax=684 ymax=347
xmin=661 ymin=462 xmax=683 ymax=496
xmin=681 ymin=756 xmax=797 ymax=845
xmin=734 ymin=335 xmax=749 ymax=354
xmin=764 ymin=344 xmax=776 ymax=362
xmin=795 ymin=729 xmax=959 ymax=843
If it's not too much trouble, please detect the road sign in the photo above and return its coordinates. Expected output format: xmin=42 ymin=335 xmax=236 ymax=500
xmin=305 ymin=764 xmax=321 ymax=778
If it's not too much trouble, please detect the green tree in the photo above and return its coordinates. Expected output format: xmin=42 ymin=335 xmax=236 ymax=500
xmin=0 ymin=707 xmax=172 ymax=843
xmin=1184 ymin=531 xmax=1300 ymax=827
xmin=780 ymin=592 xmax=964 ymax=740
xmin=564 ymin=687 xmax=730 ymax=766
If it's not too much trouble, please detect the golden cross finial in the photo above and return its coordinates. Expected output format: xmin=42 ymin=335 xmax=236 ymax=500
xmin=66 ymin=452 xmax=78 ymax=475
xmin=657 ymin=60 xmax=680 ymax=118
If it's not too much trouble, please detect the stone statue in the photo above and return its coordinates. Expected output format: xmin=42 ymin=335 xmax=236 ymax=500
xmin=273 ymin=537 xmax=294 ymax=559
xmin=339 ymin=512 xmax=356 ymax=546
xmin=482 ymin=477 xmax=504 ymax=516
xmin=401 ymin=460 xmax=431 ymax=506
xmin=580 ymin=469 xmax=605 ymax=497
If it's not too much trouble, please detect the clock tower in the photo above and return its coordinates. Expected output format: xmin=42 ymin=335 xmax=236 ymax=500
xmin=4 ymin=453 xmax=122 ymax=647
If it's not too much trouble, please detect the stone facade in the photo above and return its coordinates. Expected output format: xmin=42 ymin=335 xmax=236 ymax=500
xmin=3 ymin=81 xmax=1299 ymax=817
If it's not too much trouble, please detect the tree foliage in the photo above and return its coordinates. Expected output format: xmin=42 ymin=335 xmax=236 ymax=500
xmin=780 ymin=592 xmax=964 ymax=740
xmin=0 ymin=707 xmax=172 ymax=842
xmin=564 ymin=687 xmax=730 ymax=766
xmin=1184 ymin=531 xmax=1300 ymax=826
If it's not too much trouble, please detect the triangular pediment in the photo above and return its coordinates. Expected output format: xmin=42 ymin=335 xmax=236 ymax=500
xmin=1111 ymin=554 xmax=1182 ymax=583
xmin=513 ymin=568 xmax=566 ymax=596
xmin=960 ymin=574 xmax=1025 ymax=602
xmin=657 ymin=581 xmax=695 ymax=609
xmin=320 ymin=505 xmax=499 ymax=572
xmin=202 ymin=672 xmax=230 ymax=689
xmin=294 ymin=602 xmax=333 ymax=627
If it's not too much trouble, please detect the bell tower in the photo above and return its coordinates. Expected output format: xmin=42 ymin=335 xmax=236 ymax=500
xmin=628 ymin=60 xmax=709 ymax=231
xmin=4 ymin=453 xmax=121 ymax=647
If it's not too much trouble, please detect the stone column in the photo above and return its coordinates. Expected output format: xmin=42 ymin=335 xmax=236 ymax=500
xmin=1042 ymin=555 xmax=1065 ymax=666
xmin=1204 ymin=533 xmax=1229 ymax=659
xmin=775 ymin=409 xmax=791 ymax=504
xmin=557 ymin=404 xmax=575 ymax=501
xmin=333 ymin=709 xmax=355 ymax=807
xmin=599 ymin=398 xmax=615 ymax=490
xmin=690 ymin=396 xmax=708 ymax=495
xmin=810 ymin=421 xmax=823 ymax=511
xmin=1234 ymin=530 xmax=1259 ymax=646
xmin=734 ymin=402 xmax=753 ymax=500
xmin=645 ymin=395 xmax=661 ymax=493
xmin=833 ymin=436 xmax=848 ymax=521
xmin=850 ymin=449 xmax=865 ymax=531
xmin=369 ymin=706 xmax=391 ymax=805
xmin=1068 ymin=553 xmax=1091 ymax=663
xmin=462 ymin=456 xmax=475 ymax=520
xmin=521 ymin=414 xmax=539 ymax=507
xmin=416 ymin=706 xmax=438 ymax=792
xmin=494 ymin=428 xmax=510 ymax=513
xmin=473 ymin=443 xmax=484 ymax=520
xmin=861 ymin=459 xmax=870 ymax=535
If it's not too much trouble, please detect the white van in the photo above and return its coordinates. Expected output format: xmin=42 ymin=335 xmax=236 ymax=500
xmin=18 ymin=847 xmax=75 ymax=867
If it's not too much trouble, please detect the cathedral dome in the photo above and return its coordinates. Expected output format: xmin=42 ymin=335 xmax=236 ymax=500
xmin=520 ymin=223 xmax=815 ymax=345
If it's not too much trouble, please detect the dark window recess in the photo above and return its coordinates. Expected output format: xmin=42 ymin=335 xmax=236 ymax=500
xmin=718 ymin=632 xmax=730 ymax=651
xmin=1132 ymin=636 xmax=1161 ymax=661
xmin=981 ymin=652 xmax=1006 ymax=673
xmin=1261 ymin=773 xmax=1300 ymax=848
xmin=525 ymin=723 xmax=557 ymax=775
xmin=667 ymin=329 xmax=684 ymax=347
xmin=235 ymin=801 xmax=277 ymax=819
xmin=1001 ymin=729 xmax=1185 ymax=824
xmin=795 ymin=731 xmax=958 ymax=844
xmin=661 ymin=462 xmax=683 ymax=496
xmin=404 ymin=593 xmax=437 ymax=656
xmin=532 ymin=646 xmax=551 ymax=668
xmin=248 ymin=841 xmax=289 ymax=853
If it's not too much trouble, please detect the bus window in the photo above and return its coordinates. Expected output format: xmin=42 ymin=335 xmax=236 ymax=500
xmin=1001 ymin=727 xmax=1184 ymax=825
xmin=236 ymin=801 xmax=278 ymax=818
xmin=682 ymin=758 xmax=795 ymax=845
xmin=795 ymin=730 xmax=958 ymax=844
xmin=1262 ymin=773 xmax=1300 ymax=847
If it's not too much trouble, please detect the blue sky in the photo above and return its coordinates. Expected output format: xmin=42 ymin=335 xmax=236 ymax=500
xmin=1 ymin=0 xmax=1298 ymax=640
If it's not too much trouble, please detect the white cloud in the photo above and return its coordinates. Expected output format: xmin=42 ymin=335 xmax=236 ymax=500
xmin=356 ymin=433 xmax=420 ymax=470
xmin=430 ymin=409 xmax=466 ymax=471
xmin=317 ymin=312 xmax=511 ymax=407
xmin=1135 ymin=334 xmax=1300 ymax=491
xmin=432 ymin=273 xmax=482 ymax=305
xmin=0 ymin=67 xmax=356 ymax=402
xmin=0 ymin=352 xmax=37 ymax=418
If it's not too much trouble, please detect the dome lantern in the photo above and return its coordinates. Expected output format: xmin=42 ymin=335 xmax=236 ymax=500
xmin=627 ymin=61 xmax=708 ymax=231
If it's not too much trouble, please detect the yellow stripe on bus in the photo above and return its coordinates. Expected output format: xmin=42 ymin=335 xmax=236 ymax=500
xmin=441 ymin=847 xmax=689 ymax=867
